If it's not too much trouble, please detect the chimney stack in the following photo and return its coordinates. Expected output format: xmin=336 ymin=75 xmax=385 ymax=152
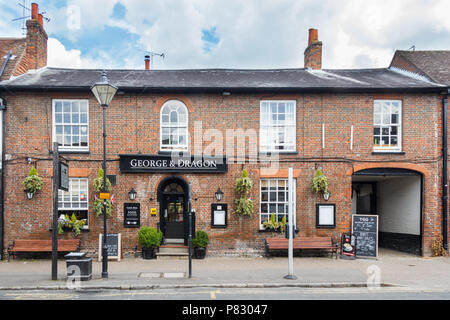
xmin=31 ymin=3 xmax=39 ymax=20
xmin=304 ymin=28 xmax=322 ymax=70
xmin=26 ymin=2 xmax=48 ymax=70
xmin=145 ymin=55 xmax=150 ymax=70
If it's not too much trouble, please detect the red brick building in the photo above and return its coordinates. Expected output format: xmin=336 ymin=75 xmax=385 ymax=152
xmin=0 ymin=17 xmax=448 ymax=258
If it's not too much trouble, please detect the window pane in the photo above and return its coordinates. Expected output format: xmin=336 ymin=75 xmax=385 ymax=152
xmin=261 ymin=203 xmax=268 ymax=213
xmin=374 ymin=114 xmax=381 ymax=124
xmin=64 ymin=114 xmax=71 ymax=123
xmin=382 ymin=136 xmax=389 ymax=146
xmin=382 ymin=114 xmax=390 ymax=124
xmin=390 ymin=137 xmax=398 ymax=146
xmin=374 ymin=127 xmax=380 ymax=135
xmin=55 ymin=114 xmax=62 ymax=123
xmin=55 ymin=102 xmax=62 ymax=113
xmin=71 ymin=101 xmax=79 ymax=113
xmin=80 ymin=113 xmax=88 ymax=124
xmin=63 ymin=102 xmax=71 ymax=113
xmin=72 ymin=113 xmax=79 ymax=123
xmin=391 ymin=114 xmax=398 ymax=124
xmin=80 ymin=101 xmax=88 ymax=113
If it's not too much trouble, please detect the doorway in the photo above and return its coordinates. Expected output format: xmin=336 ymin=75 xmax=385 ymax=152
xmin=158 ymin=176 xmax=189 ymax=241
xmin=352 ymin=168 xmax=423 ymax=255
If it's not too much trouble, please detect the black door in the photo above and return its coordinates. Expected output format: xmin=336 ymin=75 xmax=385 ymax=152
xmin=162 ymin=193 xmax=185 ymax=239
xmin=159 ymin=180 xmax=187 ymax=240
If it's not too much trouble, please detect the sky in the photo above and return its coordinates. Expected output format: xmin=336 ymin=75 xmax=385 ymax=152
xmin=0 ymin=0 xmax=449 ymax=70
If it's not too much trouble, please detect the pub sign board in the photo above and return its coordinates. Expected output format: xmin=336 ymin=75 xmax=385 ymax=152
xmin=59 ymin=161 xmax=69 ymax=191
xmin=119 ymin=154 xmax=228 ymax=173
xmin=124 ymin=203 xmax=140 ymax=228
xmin=351 ymin=214 xmax=378 ymax=259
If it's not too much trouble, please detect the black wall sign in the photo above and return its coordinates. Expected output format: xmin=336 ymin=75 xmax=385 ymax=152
xmin=352 ymin=215 xmax=378 ymax=258
xmin=124 ymin=203 xmax=140 ymax=228
xmin=59 ymin=162 xmax=69 ymax=191
xmin=119 ymin=154 xmax=228 ymax=173
xmin=211 ymin=203 xmax=228 ymax=228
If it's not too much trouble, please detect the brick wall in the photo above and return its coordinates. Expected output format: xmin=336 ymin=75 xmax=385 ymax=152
xmin=1 ymin=91 xmax=444 ymax=256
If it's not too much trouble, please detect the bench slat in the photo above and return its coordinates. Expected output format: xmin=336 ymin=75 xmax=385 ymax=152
xmin=265 ymin=236 xmax=338 ymax=259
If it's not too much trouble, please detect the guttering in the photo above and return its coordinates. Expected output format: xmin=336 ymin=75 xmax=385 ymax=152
xmin=0 ymin=85 xmax=445 ymax=95
xmin=444 ymin=92 xmax=449 ymax=251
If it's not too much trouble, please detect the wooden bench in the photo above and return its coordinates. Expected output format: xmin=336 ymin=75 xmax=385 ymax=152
xmin=265 ymin=237 xmax=339 ymax=259
xmin=8 ymin=239 xmax=80 ymax=261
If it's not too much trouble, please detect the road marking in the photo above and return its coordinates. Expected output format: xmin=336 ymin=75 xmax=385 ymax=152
xmin=5 ymin=292 xmax=78 ymax=300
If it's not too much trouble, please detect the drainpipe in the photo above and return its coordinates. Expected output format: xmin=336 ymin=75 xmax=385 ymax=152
xmin=0 ymin=98 xmax=5 ymax=260
xmin=443 ymin=93 xmax=448 ymax=251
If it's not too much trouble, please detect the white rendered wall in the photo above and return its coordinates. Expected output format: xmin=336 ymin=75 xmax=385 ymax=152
xmin=377 ymin=176 xmax=421 ymax=235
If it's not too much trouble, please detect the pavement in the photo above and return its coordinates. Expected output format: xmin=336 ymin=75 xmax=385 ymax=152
xmin=0 ymin=249 xmax=449 ymax=291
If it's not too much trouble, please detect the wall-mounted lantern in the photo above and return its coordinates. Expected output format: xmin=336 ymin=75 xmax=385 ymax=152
xmin=215 ymin=188 xmax=224 ymax=201
xmin=25 ymin=190 xmax=34 ymax=200
xmin=128 ymin=188 xmax=137 ymax=201
xmin=323 ymin=191 xmax=331 ymax=201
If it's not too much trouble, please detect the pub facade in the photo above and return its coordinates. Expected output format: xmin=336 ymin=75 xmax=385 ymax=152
xmin=0 ymin=20 xmax=448 ymax=258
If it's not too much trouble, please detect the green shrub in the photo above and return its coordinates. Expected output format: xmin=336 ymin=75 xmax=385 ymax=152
xmin=192 ymin=230 xmax=209 ymax=248
xmin=138 ymin=227 xmax=162 ymax=248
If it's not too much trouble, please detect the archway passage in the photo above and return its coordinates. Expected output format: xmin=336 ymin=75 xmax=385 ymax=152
xmin=352 ymin=168 xmax=423 ymax=255
xmin=157 ymin=176 xmax=189 ymax=241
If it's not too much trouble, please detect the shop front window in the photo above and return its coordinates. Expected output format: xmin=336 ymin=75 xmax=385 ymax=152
xmin=260 ymin=179 xmax=295 ymax=229
xmin=58 ymin=178 xmax=89 ymax=228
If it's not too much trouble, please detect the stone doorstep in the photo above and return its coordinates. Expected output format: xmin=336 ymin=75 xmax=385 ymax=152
xmin=156 ymin=252 xmax=189 ymax=260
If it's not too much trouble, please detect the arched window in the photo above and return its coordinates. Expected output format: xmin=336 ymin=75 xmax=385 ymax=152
xmin=160 ymin=100 xmax=188 ymax=151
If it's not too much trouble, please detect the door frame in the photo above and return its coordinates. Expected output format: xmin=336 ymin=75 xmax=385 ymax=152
xmin=157 ymin=176 xmax=189 ymax=240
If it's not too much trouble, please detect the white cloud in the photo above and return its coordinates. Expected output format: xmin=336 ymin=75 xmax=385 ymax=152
xmin=3 ymin=0 xmax=449 ymax=70
xmin=47 ymin=38 xmax=100 ymax=69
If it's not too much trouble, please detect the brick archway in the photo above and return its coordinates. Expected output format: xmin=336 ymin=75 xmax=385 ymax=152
xmin=346 ymin=162 xmax=429 ymax=177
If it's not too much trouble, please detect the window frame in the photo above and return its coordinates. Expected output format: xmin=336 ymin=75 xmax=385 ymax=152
xmin=159 ymin=100 xmax=189 ymax=152
xmin=259 ymin=178 xmax=296 ymax=230
xmin=373 ymin=99 xmax=402 ymax=153
xmin=58 ymin=177 xmax=89 ymax=228
xmin=259 ymin=100 xmax=296 ymax=153
xmin=52 ymin=99 xmax=90 ymax=152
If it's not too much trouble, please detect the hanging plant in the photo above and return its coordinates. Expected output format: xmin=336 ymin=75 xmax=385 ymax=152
xmin=23 ymin=166 xmax=43 ymax=195
xmin=92 ymin=168 xmax=113 ymax=217
xmin=93 ymin=198 xmax=112 ymax=217
xmin=234 ymin=169 xmax=254 ymax=216
xmin=93 ymin=168 xmax=112 ymax=193
xmin=311 ymin=169 xmax=328 ymax=195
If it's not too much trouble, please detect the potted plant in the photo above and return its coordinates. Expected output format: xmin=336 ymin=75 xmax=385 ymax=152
xmin=57 ymin=213 xmax=86 ymax=237
xmin=23 ymin=166 xmax=43 ymax=199
xmin=93 ymin=168 xmax=113 ymax=217
xmin=233 ymin=169 xmax=254 ymax=216
xmin=192 ymin=230 xmax=209 ymax=259
xmin=138 ymin=226 xmax=162 ymax=259
xmin=311 ymin=169 xmax=329 ymax=199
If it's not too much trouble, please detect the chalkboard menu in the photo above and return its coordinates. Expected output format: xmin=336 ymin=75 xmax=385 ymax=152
xmin=98 ymin=233 xmax=121 ymax=261
xmin=352 ymin=215 xmax=378 ymax=258
xmin=124 ymin=203 xmax=140 ymax=228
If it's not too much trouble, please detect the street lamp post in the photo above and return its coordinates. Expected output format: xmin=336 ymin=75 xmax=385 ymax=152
xmin=91 ymin=71 xmax=117 ymax=279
